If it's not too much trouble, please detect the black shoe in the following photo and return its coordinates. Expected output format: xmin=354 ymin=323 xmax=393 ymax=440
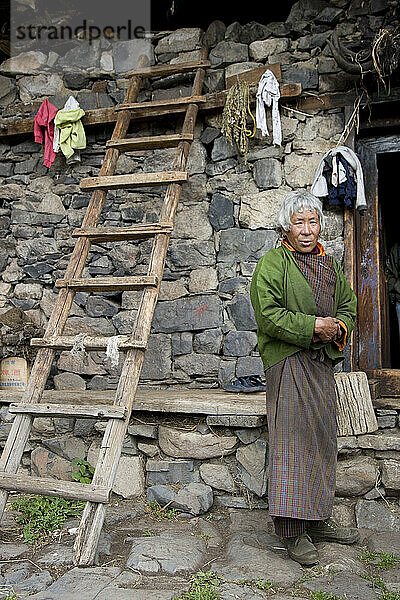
xmin=283 ymin=533 xmax=319 ymax=566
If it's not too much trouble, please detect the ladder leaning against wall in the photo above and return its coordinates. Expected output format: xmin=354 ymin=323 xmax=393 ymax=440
xmin=0 ymin=47 xmax=210 ymax=566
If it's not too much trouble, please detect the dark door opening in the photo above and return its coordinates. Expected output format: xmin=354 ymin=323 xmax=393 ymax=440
xmin=377 ymin=152 xmax=400 ymax=368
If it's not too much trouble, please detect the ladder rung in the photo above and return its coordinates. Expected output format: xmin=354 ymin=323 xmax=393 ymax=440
xmin=106 ymin=133 xmax=194 ymax=151
xmin=8 ymin=402 xmax=127 ymax=419
xmin=0 ymin=472 xmax=110 ymax=503
xmin=125 ymin=59 xmax=211 ymax=78
xmin=55 ymin=275 xmax=158 ymax=292
xmin=80 ymin=171 xmax=188 ymax=191
xmin=72 ymin=222 xmax=173 ymax=242
xmin=30 ymin=335 xmax=147 ymax=351
xmin=115 ymin=95 xmax=206 ymax=112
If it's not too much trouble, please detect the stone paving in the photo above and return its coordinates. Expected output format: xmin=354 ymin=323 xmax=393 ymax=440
xmin=1 ymin=498 xmax=400 ymax=599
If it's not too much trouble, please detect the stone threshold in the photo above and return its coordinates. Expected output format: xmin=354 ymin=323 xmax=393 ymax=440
xmin=0 ymin=388 xmax=397 ymax=415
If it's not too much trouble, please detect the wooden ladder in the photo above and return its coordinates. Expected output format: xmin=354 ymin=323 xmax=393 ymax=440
xmin=0 ymin=47 xmax=210 ymax=565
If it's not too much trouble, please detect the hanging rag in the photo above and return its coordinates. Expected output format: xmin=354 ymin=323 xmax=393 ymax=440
xmin=311 ymin=146 xmax=367 ymax=214
xmin=326 ymin=155 xmax=357 ymax=209
xmin=54 ymin=96 xmax=86 ymax=160
xmin=255 ymin=69 xmax=282 ymax=146
xmin=34 ymin=98 xmax=59 ymax=168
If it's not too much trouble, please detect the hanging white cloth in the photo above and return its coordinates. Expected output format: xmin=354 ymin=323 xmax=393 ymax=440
xmin=255 ymin=69 xmax=282 ymax=146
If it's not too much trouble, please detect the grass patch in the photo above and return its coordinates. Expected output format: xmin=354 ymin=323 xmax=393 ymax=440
xmin=310 ymin=592 xmax=343 ymax=600
xmin=12 ymin=495 xmax=84 ymax=543
xmin=71 ymin=458 xmax=94 ymax=484
xmin=358 ymin=548 xmax=399 ymax=570
xmin=380 ymin=593 xmax=400 ymax=600
xmin=146 ymin=500 xmax=177 ymax=520
xmin=174 ymin=571 xmax=221 ymax=600
xmin=360 ymin=573 xmax=387 ymax=592
xmin=239 ymin=578 xmax=275 ymax=591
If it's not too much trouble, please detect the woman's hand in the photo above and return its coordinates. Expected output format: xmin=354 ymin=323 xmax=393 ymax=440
xmin=314 ymin=317 xmax=341 ymax=343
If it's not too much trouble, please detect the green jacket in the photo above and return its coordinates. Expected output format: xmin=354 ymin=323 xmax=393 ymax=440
xmin=250 ymin=245 xmax=357 ymax=370
xmin=54 ymin=108 xmax=86 ymax=159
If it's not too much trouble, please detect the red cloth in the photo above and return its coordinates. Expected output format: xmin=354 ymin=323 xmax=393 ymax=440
xmin=34 ymin=99 xmax=59 ymax=168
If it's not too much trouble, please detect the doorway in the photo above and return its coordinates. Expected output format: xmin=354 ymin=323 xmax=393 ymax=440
xmin=377 ymin=152 xmax=400 ymax=368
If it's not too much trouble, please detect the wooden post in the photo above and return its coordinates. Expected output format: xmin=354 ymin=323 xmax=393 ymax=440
xmin=335 ymin=371 xmax=378 ymax=436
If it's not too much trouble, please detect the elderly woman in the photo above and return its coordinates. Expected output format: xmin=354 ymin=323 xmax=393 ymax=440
xmin=250 ymin=189 xmax=358 ymax=566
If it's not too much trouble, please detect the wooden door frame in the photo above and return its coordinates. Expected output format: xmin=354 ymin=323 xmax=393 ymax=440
xmin=355 ymin=135 xmax=400 ymax=371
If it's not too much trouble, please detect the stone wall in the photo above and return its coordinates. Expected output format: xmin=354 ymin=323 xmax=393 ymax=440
xmin=1 ymin=402 xmax=400 ymax=521
xmin=0 ymin=3 xmax=377 ymax=389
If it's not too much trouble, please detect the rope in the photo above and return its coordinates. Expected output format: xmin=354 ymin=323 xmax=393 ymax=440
xmin=221 ymin=80 xmax=256 ymax=163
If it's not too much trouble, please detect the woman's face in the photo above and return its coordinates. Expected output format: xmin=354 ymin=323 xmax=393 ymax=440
xmin=285 ymin=209 xmax=321 ymax=253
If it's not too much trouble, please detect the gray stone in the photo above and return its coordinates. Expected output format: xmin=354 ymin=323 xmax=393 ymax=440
xmin=171 ymin=332 xmax=193 ymax=355
xmin=298 ymin=32 xmax=330 ymax=51
xmin=211 ymin=136 xmax=237 ymax=162
xmin=31 ymin=447 xmax=72 ymax=481
xmin=175 ymin=353 xmax=220 ymax=377
xmin=238 ymin=22 xmax=271 ymax=45
xmin=253 ymin=158 xmax=282 ymax=189
xmin=168 ymin=240 xmax=215 ymax=268
xmin=156 ymin=28 xmax=203 ymax=54
xmin=58 ymin=42 xmax=101 ymax=69
xmin=199 ymin=463 xmax=235 ymax=492
xmin=356 ymin=499 xmax=400 ymax=531
xmin=153 ymin=295 xmax=222 ymax=333
xmin=209 ymin=193 xmax=235 ymax=231
xmin=203 ymin=20 xmax=226 ymax=49
xmin=218 ymin=229 xmax=277 ymax=265
xmin=234 ymin=427 xmax=262 ymax=444
xmin=86 ymin=296 xmax=119 ymax=318
xmin=282 ymin=63 xmax=319 ymax=90
xmin=128 ymin=423 xmax=158 ymax=439
xmin=358 ymin=434 xmax=400 ymax=451
xmin=219 ymin=277 xmax=248 ymax=296
xmin=317 ymin=542 xmax=365 ymax=574
xmin=146 ymin=484 xmax=176 ymax=507
xmin=206 ymin=158 xmax=237 ymax=177
xmin=209 ymin=41 xmax=249 ymax=67
xmin=368 ymin=531 xmax=400 ymax=556
xmin=188 ymin=267 xmax=218 ymax=293
xmin=201 ymin=126 xmax=220 ymax=145
xmin=158 ymin=426 xmax=237 ymax=459
xmin=377 ymin=415 xmax=397 ymax=428
xmin=173 ymin=483 xmax=214 ymax=515
xmin=215 ymin=496 xmax=250 ymax=509
xmin=303 ymin=571 xmax=379 ymax=600
xmin=227 ymin=294 xmax=257 ymax=331
xmin=213 ymin=531 xmax=302 ymax=585
xmin=19 ymin=73 xmax=65 ymax=101
xmin=381 ymin=459 xmax=400 ymax=495
xmin=113 ymin=39 xmax=155 ymax=73
xmin=37 ymin=544 xmax=73 ymax=566
xmin=0 ymin=543 xmax=30 ymax=560
xmin=126 ymin=531 xmax=206 ymax=574
xmin=141 ymin=333 xmax=171 ymax=380
xmin=146 ymin=460 xmax=200 ymax=485
xmin=249 ymin=38 xmax=290 ymax=61
xmin=0 ymin=51 xmax=47 ymax=74
xmin=112 ymin=456 xmax=145 ymax=499
xmin=63 ymin=71 xmax=91 ymax=89
xmin=137 ymin=442 xmax=158 ymax=457
xmin=26 ymin=567 xmax=126 ymax=600
xmin=41 ymin=435 xmax=86 ymax=461
xmin=335 ymin=456 xmax=378 ymax=497
xmin=236 ymin=439 xmax=268 ymax=497
xmin=223 ymin=331 xmax=258 ymax=356
xmin=236 ymin=356 xmax=265 ymax=379
xmin=193 ymin=329 xmax=222 ymax=354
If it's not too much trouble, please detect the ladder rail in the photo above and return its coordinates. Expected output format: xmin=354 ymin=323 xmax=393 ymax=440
xmin=0 ymin=53 xmax=150 ymax=517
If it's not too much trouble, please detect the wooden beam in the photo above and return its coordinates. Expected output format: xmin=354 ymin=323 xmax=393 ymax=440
xmin=365 ymin=369 xmax=400 ymax=397
xmin=0 ymin=472 xmax=110 ymax=503
xmin=0 ymin=84 xmax=302 ymax=138
xmin=8 ymin=402 xmax=127 ymax=419
xmin=225 ymin=63 xmax=282 ymax=89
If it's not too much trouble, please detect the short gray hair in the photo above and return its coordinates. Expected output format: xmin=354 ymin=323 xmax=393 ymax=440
xmin=277 ymin=189 xmax=325 ymax=232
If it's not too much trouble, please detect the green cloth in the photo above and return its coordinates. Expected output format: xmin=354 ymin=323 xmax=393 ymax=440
xmin=54 ymin=108 xmax=86 ymax=159
xmin=250 ymin=244 xmax=357 ymax=370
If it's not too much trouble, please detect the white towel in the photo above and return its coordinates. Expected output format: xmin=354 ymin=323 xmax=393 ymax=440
xmin=255 ymin=69 xmax=282 ymax=146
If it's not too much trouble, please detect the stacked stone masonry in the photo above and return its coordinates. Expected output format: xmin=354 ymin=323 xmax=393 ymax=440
xmin=0 ymin=1 xmax=399 ymax=514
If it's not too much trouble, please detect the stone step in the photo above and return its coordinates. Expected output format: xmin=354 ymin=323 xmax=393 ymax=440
xmin=80 ymin=171 xmax=189 ymax=191
xmin=72 ymin=222 xmax=173 ymax=242
xmin=55 ymin=275 xmax=158 ymax=292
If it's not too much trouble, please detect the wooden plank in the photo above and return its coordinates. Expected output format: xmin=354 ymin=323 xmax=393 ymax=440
xmin=0 ymin=83 xmax=302 ymax=137
xmin=125 ymin=59 xmax=211 ymax=78
xmin=55 ymin=275 xmax=158 ymax=292
xmin=0 ymin=472 xmax=110 ymax=503
xmin=106 ymin=133 xmax=193 ymax=151
xmin=30 ymin=335 xmax=146 ymax=350
xmin=115 ymin=95 xmax=207 ymax=112
xmin=335 ymin=372 xmax=378 ymax=435
xmin=8 ymin=402 xmax=126 ymax=419
xmin=225 ymin=63 xmax=282 ymax=89
xmin=72 ymin=222 xmax=173 ymax=241
xmin=365 ymin=369 xmax=400 ymax=397
xmin=80 ymin=171 xmax=189 ymax=191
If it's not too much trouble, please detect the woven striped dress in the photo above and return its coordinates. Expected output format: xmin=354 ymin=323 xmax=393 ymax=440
xmin=266 ymin=247 xmax=338 ymax=523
